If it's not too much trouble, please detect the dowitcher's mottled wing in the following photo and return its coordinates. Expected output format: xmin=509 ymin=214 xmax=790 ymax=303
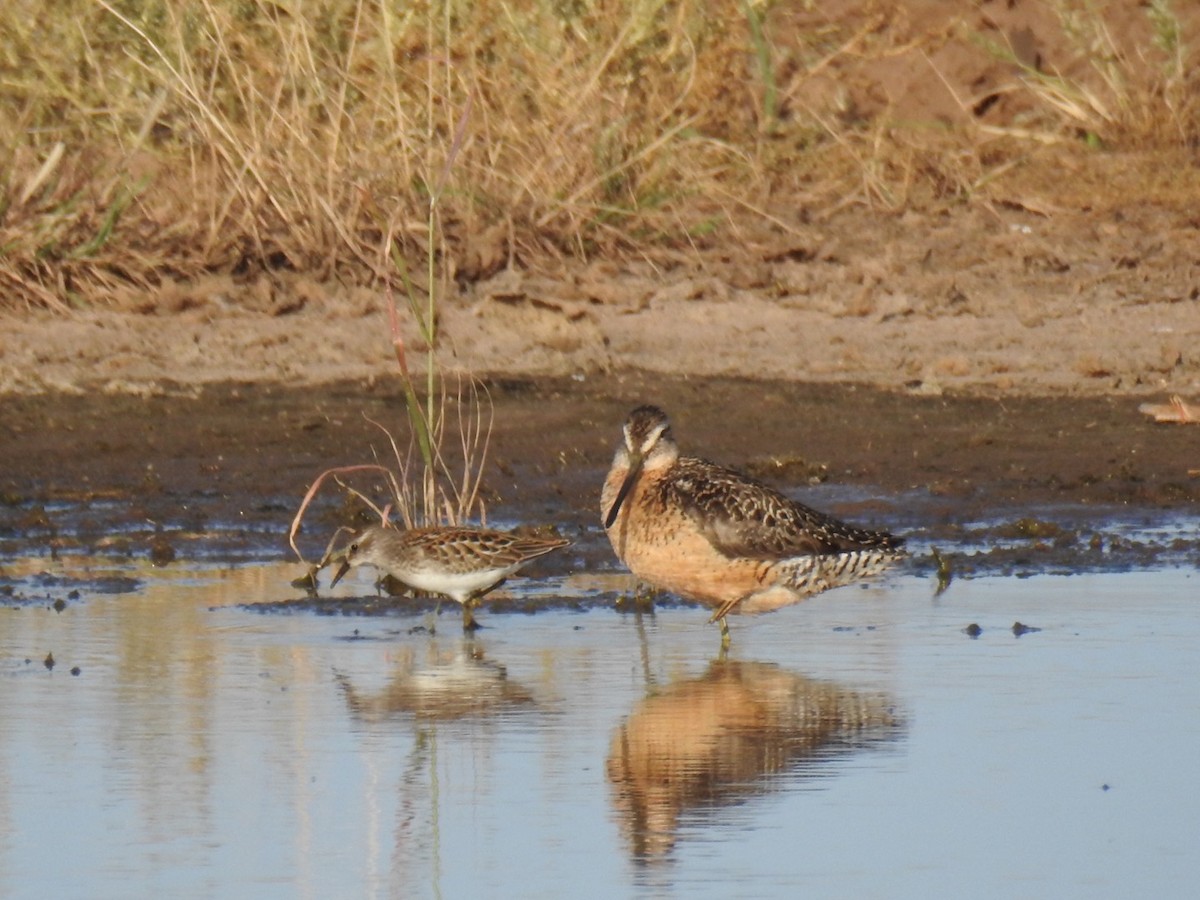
xmin=668 ymin=458 xmax=901 ymax=560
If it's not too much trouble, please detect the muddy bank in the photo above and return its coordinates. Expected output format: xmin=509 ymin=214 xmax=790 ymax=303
xmin=1 ymin=373 xmax=1196 ymax=587
xmin=3 ymin=202 xmax=1200 ymax=400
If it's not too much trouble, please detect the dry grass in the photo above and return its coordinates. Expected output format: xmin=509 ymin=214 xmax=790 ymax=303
xmin=287 ymin=289 xmax=494 ymax=572
xmin=990 ymin=0 xmax=1199 ymax=149
xmin=286 ymin=372 xmax=494 ymax=574
xmin=1 ymin=0 xmax=1198 ymax=310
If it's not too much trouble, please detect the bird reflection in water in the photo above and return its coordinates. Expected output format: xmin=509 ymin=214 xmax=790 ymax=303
xmin=335 ymin=644 xmax=535 ymax=723
xmin=607 ymin=659 xmax=904 ymax=861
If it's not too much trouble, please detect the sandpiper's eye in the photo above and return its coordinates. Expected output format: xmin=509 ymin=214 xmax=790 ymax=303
xmin=349 ymin=542 xmax=358 ymax=552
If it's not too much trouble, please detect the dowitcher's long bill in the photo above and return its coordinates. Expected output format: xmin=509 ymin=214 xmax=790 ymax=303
xmin=328 ymin=524 xmax=569 ymax=630
xmin=602 ymin=405 xmax=904 ymax=645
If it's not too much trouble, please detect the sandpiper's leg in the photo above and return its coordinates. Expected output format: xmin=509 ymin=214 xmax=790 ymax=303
xmin=423 ymin=599 xmax=442 ymax=635
xmin=462 ymin=599 xmax=481 ymax=632
xmin=719 ymin=616 xmax=731 ymax=649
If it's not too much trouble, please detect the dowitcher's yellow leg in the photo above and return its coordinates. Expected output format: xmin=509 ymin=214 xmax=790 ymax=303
xmin=718 ymin=616 xmax=731 ymax=649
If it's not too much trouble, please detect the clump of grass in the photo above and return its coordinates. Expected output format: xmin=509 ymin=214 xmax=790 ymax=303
xmin=286 ymin=303 xmax=496 ymax=578
xmin=287 ymin=70 xmax=492 ymax=579
xmin=1 ymin=0 xmax=767 ymax=309
xmin=999 ymin=0 xmax=1198 ymax=149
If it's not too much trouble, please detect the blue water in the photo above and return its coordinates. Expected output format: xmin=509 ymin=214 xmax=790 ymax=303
xmin=1 ymin=559 xmax=1197 ymax=899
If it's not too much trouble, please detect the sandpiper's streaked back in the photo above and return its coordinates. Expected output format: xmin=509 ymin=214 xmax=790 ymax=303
xmin=602 ymin=405 xmax=904 ymax=644
xmin=329 ymin=524 xmax=569 ymax=630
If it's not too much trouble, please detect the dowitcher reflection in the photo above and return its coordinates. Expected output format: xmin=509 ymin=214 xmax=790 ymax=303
xmin=602 ymin=405 xmax=904 ymax=644
xmin=607 ymin=659 xmax=903 ymax=861
xmin=328 ymin=523 xmax=569 ymax=630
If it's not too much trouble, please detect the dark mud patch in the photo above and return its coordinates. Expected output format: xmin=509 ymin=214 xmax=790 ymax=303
xmin=25 ymin=571 xmax=141 ymax=594
xmin=240 ymin=590 xmax=606 ymax=619
xmin=1 ymin=373 xmax=1197 ymax=586
xmin=240 ymin=585 xmax=787 ymax=627
xmin=911 ymin=512 xmax=1200 ymax=581
xmin=0 ymin=571 xmax=140 ymax=608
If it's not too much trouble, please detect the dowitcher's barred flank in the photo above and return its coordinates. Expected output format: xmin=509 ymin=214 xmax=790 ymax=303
xmin=602 ymin=405 xmax=904 ymax=644
xmin=329 ymin=524 xmax=569 ymax=630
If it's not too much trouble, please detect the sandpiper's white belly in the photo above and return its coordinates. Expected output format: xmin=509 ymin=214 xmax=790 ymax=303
xmin=401 ymin=565 xmax=516 ymax=601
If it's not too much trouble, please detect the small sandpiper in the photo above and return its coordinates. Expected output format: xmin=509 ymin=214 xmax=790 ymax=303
xmin=328 ymin=523 xmax=569 ymax=630
xmin=602 ymin=405 xmax=904 ymax=645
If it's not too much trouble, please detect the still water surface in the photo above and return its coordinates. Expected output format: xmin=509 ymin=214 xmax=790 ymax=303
xmin=1 ymin=558 xmax=1197 ymax=899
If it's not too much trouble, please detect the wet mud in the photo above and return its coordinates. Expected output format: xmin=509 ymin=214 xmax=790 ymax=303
xmin=1 ymin=373 xmax=1197 ymax=613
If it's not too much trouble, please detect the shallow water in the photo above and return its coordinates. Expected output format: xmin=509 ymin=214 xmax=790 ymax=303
xmin=1 ymin=558 xmax=1198 ymax=899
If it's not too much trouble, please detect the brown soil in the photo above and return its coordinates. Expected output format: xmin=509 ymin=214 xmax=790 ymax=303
xmin=1 ymin=372 xmax=1196 ymax=591
xmin=3 ymin=200 xmax=1199 ymax=398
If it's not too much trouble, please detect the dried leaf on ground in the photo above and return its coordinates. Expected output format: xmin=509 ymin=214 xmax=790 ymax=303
xmin=1138 ymin=395 xmax=1199 ymax=424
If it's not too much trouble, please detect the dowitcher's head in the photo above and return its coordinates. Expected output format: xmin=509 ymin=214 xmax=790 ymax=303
xmin=605 ymin=405 xmax=678 ymax=528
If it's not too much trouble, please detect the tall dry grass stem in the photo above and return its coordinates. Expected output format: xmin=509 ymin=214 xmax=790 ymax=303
xmin=288 ymin=54 xmax=490 ymax=577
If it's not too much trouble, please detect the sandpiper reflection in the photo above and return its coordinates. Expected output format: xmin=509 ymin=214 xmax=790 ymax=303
xmin=607 ymin=659 xmax=904 ymax=861
xmin=335 ymin=644 xmax=534 ymax=723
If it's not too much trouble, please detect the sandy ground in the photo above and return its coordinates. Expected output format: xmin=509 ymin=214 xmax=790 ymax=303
xmin=3 ymin=203 xmax=1199 ymax=399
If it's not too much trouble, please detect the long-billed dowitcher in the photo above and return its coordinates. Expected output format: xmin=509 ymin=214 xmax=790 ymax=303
xmin=602 ymin=405 xmax=904 ymax=644
xmin=328 ymin=524 xmax=569 ymax=630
